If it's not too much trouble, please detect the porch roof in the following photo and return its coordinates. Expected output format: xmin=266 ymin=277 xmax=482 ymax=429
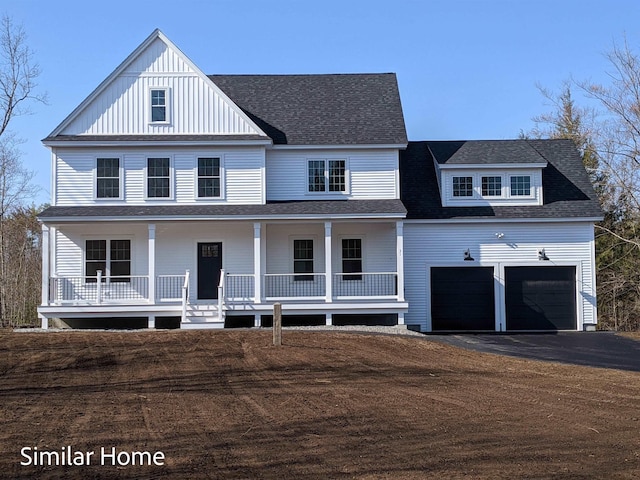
xmin=38 ymin=199 xmax=407 ymax=222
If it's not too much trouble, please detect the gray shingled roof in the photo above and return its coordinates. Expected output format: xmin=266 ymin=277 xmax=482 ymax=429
xmin=400 ymin=139 xmax=603 ymax=220
xmin=38 ymin=199 xmax=407 ymax=221
xmin=209 ymin=74 xmax=408 ymax=146
xmin=430 ymin=139 xmax=548 ymax=165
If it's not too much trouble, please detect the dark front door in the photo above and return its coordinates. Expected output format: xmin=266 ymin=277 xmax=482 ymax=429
xmin=197 ymin=242 xmax=222 ymax=300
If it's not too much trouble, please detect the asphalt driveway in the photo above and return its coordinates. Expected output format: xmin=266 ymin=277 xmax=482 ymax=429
xmin=428 ymin=332 xmax=640 ymax=372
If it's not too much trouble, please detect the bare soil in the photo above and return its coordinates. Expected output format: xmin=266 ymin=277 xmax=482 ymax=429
xmin=1 ymin=329 xmax=639 ymax=479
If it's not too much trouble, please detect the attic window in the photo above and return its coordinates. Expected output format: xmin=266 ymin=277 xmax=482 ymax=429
xmin=452 ymin=176 xmax=473 ymax=197
xmin=150 ymin=89 xmax=168 ymax=123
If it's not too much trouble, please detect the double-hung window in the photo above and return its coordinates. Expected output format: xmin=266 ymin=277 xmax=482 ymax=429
xmin=151 ymin=88 xmax=167 ymax=122
xmin=308 ymin=159 xmax=346 ymax=193
xmin=293 ymin=239 xmax=314 ymax=281
xmin=85 ymin=240 xmax=131 ymax=283
xmin=342 ymin=239 xmax=362 ymax=281
xmin=197 ymin=157 xmax=221 ymax=198
xmin=147 ymin=157 xmax=171 ymax=198
xmin=96 ymin=158 xmax=120 ymax=199
xmin=452 ymin=176 xmax=473 ymax=197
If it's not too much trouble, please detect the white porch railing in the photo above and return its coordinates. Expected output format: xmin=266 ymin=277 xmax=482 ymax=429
xmin=181 ymin=270 xmax=190 ymax=323
xmin=50 ymin=273 xmax=149 ymax=304
xmin=264 ymin=273 xmax=326 ymax=299
xmin=157 ymin=275 xmax=186 ymax=301
xmin=333 ymin=272 xmax=398 ymax=298
xmin=225 ymin=274 xmax=255 ymax=300
xmin=48 ymin=271 xmax=400 ymax=305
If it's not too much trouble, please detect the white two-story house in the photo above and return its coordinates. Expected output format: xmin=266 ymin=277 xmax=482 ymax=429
xmin=37 ymin=30 xmax=603 ymax=332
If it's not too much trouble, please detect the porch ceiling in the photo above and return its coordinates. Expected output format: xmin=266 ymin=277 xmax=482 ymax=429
xmin=38 ymin=199 xmax=407 ymax=222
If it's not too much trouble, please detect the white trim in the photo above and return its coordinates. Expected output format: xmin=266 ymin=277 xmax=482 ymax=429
xmin=270 ymin=143 xmax=407 ymax=150
xmin=438 ymin=162 xmax=548 ymax=170
xmin=148 ymin=86 xmax=170 ymax=125
xmin=42 ymin=213 xmax=407 ymax=223
xmin=81 ymin=235 xmax=135 ymax=279
xmin=305 ymin=157 xmax=350 ymax=196
xmin=193 ymin=155 xmax=225 ymax=201
xmin=94 ymin=156 xmax=124 ymax=201
xmin=425 ymin=261 xmax=583 ymax=332
xmin=325 ymin=222 xmax=332 ymax=303
xmin=193 ymin=239 xmax=224 ymax=303
xmin=43 ymin=139 xmax=273 ymax=148
xmin=403 ymin=217 xmax=602 ymax=224
xmin=145 ymin=155 xmax=174 ymax=200
xmin=290 ymin=235 xmax=318 ymax=275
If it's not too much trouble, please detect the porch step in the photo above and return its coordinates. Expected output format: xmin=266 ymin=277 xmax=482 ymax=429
xmin=180 ymin=319 xmax=224 ymax=330
xmin=181 ymin=304 xmax=224 ymax=329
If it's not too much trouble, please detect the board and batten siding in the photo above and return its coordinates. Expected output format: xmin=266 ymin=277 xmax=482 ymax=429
xmin=266 ymin=149 xmax=399 ymax=201
xmin=60 ymin=38 xmax=259 ymax=136
xmin=54 ymin=146 xmax=264 ymax=205
xmin=403 ymin=221 xmax=597 ymax=332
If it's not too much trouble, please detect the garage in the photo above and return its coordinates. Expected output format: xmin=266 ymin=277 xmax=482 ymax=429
xmin=505 ymin=266 xmax=576 ymax=331
xmin=431 ymin=267 xmax=495 ymax=331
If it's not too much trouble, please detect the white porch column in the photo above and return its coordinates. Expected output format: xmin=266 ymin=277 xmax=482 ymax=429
xmin=325 ymin=222 xmax=332 ymax=303
xmin=148 ymin=224 xmax=156 ymax=304
xmin=396 ymin=221 xmax=405 ymax=303
xmin=253 ymin=222 xmax=262 ymax=304
xmin=40 ymin=224 xmax=50 ymax=329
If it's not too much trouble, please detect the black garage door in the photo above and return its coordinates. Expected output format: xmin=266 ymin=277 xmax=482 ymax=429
xmin=431 ymin=267 xmax=495 ymax=331
xmin=505 ymin=266 xmax=576 ymax=331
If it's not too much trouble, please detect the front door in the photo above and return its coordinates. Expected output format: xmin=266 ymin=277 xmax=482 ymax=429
xmin=197 ymin=242 xmax=222 ymax=300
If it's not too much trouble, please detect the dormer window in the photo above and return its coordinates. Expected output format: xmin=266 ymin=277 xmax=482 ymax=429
xmin=510 ymin=175 xmax=531 ymax=196
xmin=482 ymin=176 xmax=502 ymax=197
xmin=452 ymin=176 xmax=473 ymax=197
xmin=150 ymin=88 xmax=168 ymax=123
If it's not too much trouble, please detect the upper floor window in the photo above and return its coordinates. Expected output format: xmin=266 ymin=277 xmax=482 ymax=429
xmin=197 ymin=157 xmax=221 ymax=198
xmin=452 ymin=176 xmax=473 ymax=197
xmin=308 ymin=159 xmax=346 ymax=193
xmin=510 ymin=175 xmax=531 ymax=196
xmin=150 ymin=88 xmax=168 ymax=123
xmin=96 ymin=158 xmax=120 ymax=199
xmin=147 ymin=157 xmax=171 ymax=198
xmin=482 ymin=176 xmax=502 ymax=197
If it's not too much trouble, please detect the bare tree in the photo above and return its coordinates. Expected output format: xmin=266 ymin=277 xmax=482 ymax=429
xmin=0 ymin=15 xmax=45 ymax=326
xmin=0 ymin=15 xmax=46 ymax=137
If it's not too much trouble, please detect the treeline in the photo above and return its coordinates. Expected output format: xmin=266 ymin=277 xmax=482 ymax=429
xmin=0 ymin=206 xmax=41 ymax=327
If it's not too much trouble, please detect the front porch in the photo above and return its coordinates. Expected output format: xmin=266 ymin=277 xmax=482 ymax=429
xmin=39 ymin=219 xmax=408 ymax=328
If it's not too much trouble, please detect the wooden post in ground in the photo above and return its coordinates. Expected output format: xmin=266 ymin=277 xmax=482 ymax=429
xmin=273 ymin=302 xmax=282 ymax=346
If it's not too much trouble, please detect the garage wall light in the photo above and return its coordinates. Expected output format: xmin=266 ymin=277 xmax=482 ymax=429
xmin=495 ymin=232 xmax=504 ymax=239
xmin=464 ymin=249 xmax=475 ymax=261
xmin=538 ymin=248 xmax=550 ymax=261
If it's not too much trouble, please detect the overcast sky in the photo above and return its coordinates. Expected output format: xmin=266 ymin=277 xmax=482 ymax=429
xmin=3 ymin=0 xmax=640 ymax=205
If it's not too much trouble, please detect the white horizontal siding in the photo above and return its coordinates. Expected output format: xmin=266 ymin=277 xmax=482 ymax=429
xmin=54 ymin=224 xmax=148 ymax=277
xmin=223 ymin=150 xmax=264 ymax=204
xmin=54 ymin=147 xmax=264 ymax=206
xmin=403 ymin=221 xmax=597 ymax=331
xmin=332 ymin=223 xmax=396 ymax=273
xmin=266 ymin=149 xmax=398 ymax=201
xmin=60 ymin=39 xmax=259 ymax=136
xmin=156 ymin=222 xmax=254 ymax=302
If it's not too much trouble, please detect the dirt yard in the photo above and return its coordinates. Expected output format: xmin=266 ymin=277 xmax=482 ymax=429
xmin=1 ymin=329 xmax=639 ymax=479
